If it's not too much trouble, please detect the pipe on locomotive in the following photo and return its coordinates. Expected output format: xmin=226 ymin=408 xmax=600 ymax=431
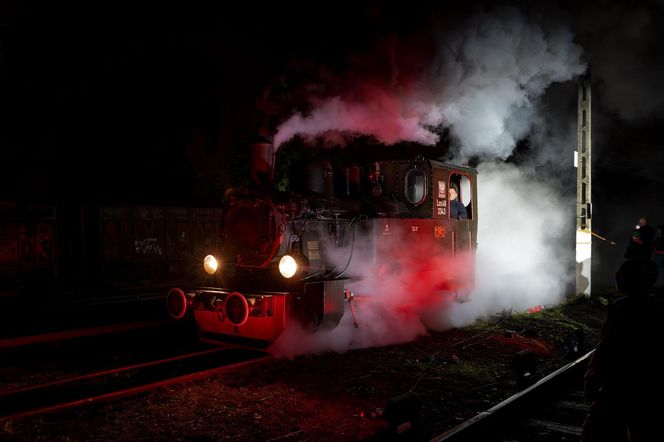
xmin=250 ymin=136 xmax=275 ymax=188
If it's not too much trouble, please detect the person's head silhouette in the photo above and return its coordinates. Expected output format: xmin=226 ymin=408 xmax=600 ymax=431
xmin=616 ymin=257 xmax=658 ymax=296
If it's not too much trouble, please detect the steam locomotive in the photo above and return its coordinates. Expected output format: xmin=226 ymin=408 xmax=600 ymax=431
xmin=167 ymin=140 xmax=478 ymax=343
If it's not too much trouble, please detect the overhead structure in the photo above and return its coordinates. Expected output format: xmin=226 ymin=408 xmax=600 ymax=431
xmin=575 ymin=73 xmax=592 ymax=296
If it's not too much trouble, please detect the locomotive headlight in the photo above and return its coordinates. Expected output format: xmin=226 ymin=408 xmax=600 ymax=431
xmin=279 ymin=254 xmax=298 ymax=279
xmin=203 ymin=255 xmax=219 ymax=275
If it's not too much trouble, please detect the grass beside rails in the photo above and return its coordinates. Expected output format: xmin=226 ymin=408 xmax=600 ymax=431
xmin=443 ymin=360 xmax=505 ymax=384
xmin=479 ymin=293 xmax=606 ymax=332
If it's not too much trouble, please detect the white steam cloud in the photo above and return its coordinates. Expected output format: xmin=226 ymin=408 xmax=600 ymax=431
xmin=429 ymin=8 xmax=585 ymax=160
xmin=442 ymin=163 xmax=572 ymax=328
xmin=273 ymin=94 xmax=439 ymax=148
xmin=274 ymin=7 xmax=585 ymax=162
xmin=269 ymin=7 xmax=584 ymax=358
xmin=270 ymin=163 xmax=572 ymax=358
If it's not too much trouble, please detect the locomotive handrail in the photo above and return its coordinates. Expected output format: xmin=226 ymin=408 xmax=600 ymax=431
xmin=190 ymin=287 xmax=297 ymax=296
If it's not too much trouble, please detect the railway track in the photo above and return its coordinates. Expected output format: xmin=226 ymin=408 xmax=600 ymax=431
xmin=0 ymin=319 xmax=207 ymax=391
xmin=431 ymin=350 xmax=593 ymax=442
xmin=0 ymin=345 xmax=270 ymax=422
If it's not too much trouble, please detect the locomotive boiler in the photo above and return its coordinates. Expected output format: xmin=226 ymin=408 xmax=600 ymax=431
xmin=167 ymin=140 xmax=478 ymax=343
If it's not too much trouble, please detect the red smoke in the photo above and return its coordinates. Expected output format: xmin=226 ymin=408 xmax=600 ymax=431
xmin=359 ymin=231 xmax=474 ymax=316
xmin=260 ymin=34 xmax=439 ymax=148
xmin=270 ymin=224 xmax=474 ymax=358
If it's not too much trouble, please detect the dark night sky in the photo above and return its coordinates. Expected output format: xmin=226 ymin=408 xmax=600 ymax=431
xmin=1 ymin=1 xmax=664 ymax=286
xmin=0 ymin=2 xmax=407 ymax=204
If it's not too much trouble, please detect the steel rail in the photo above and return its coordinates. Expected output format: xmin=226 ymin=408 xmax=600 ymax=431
xmin=431 ymin=350 xmax=594 ymax=442
xmin=0 ymin=347 xmax=271 ymax=422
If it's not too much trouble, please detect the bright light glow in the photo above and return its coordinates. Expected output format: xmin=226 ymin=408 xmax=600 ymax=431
xmin=203 ymin=255 xmax=219 ymax=275
xmin=575 ymin=231 xmax=592 ymax=262
xmin=279 ymin=255 xmax=298 ymax=278
xmin=576 ymin=230 xmax=592 ymax=296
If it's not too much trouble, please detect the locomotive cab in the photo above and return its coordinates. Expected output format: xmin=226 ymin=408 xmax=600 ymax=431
xmin=357 ymin=158 xmax=478 ymax=296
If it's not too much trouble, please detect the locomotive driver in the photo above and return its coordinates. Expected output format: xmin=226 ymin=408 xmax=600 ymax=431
xmin=449 ymin=186 xmax=467 ymax=220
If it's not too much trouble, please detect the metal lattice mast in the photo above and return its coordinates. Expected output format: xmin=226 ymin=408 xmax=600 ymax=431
xmin=575 ymin=73 xmax=592 ymax=296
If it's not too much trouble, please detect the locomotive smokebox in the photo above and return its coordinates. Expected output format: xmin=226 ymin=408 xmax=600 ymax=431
xmin=304 ymin=160 xmax=334 ymax=199
xmin=250 ymin=138 xmax=275 ymax=187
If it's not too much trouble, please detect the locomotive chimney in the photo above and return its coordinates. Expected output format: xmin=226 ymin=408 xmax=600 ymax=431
xmin=249 ymin=135 xmax=275 ymax=187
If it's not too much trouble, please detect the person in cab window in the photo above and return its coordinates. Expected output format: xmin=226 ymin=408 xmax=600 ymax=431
xmin=449 ymin=186 xmax=467 ymax=220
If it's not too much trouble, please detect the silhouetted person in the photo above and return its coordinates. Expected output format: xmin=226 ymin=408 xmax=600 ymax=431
xmin=653 ymin=225 xmax=664 ymax=288
xmin=448 ymin=187 xmax=467 ymax=220
xmin=582 ymin=257 xmax=664 ymax=442
xmin=625 ymin=217 xmax=655 ymax=259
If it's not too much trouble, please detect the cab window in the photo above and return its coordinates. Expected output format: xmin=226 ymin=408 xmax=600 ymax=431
xmin=404 ymin=168 xmax=427 ymax=205
xmin=449 ymin=173 xmax=473 ymax=219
